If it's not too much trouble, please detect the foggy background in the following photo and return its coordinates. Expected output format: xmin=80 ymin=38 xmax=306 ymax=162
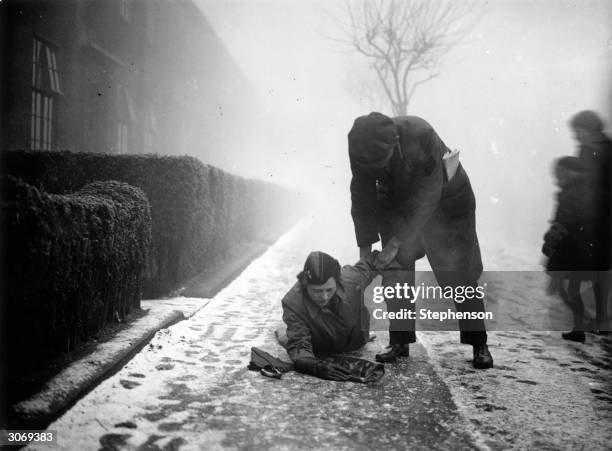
xmin=192 ymin=0 xmax=612 ymax=267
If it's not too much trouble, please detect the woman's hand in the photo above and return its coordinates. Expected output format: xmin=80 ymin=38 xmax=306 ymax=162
xmin=375 ymin=237 xmax=401 ymax=268
xmin=315 ymin=361 xmax=352 ymax=381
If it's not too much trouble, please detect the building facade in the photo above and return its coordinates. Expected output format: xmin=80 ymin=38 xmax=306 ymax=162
xmin=2 ymin=0 xmax=253 ymax=160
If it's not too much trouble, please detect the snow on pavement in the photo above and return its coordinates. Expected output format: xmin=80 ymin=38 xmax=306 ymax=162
xmin=35 ymin=211 xmax=612 ymax=450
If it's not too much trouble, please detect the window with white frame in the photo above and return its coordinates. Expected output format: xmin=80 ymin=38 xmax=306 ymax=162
xmin=115 ymin=84 xmax=135 ymax=154
xmin=31 ymin=37 xmax=61 ymax=150
xmin=145 ymin=2 xmax=155 ymax=43
xmin=117 ymin=122 xmax=129 ymax=154
xmin=144 ymin=103 xmax=156 ymax=154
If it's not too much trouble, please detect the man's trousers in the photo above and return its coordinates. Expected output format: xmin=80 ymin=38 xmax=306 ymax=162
xmin=379 ymin=164 xmax=488 ymax=346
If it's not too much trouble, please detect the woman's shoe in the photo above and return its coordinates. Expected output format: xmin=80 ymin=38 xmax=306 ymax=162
xmin=561 ymin=331 xmax=585 ymax=342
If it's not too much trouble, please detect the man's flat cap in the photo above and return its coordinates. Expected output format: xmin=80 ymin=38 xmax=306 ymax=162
xmin=348 ymin=112 xmax=398 ymax=168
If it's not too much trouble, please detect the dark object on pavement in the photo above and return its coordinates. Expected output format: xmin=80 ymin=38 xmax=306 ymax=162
xmin=247 ymin=347 xmax=294 ymax=376
xmin=314 ymin=360 xmax=352 ymax=381
xmin=247 ymin=347 xmax=384 ymax=383
xmin=319 ymin=355 xmax=385 ymax=383
xmin=375 ymin=344 xmax=410 ymax=363
xmin=562 ymin=331 xmax=586 ymax=343
xmin=259 ymin=365 xmax=283 ymax=379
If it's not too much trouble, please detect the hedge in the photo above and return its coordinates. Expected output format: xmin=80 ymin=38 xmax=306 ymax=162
xmin=2 ymin=150 xmax=301 ymax=296
xmin=1 ymin=176 xmax=152 ymax=362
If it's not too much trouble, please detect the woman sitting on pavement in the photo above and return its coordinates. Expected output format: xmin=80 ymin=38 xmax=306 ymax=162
xmin=276 ymin=250 xmax=395 ymax=381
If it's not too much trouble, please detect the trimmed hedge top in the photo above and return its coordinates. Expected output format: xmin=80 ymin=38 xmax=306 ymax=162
xmin=2 ymin=150 xmax=300 ymax=296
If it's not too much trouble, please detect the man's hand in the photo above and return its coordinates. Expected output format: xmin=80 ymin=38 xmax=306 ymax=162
xmin=314 ymin=361 xmax=352 ymax=381
xmin=375 ymin=236 xmax=401 ymax=268
xmin=360 ymin=245 xmax=372 ymax=261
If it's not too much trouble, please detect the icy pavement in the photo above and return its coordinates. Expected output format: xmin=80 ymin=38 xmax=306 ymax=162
xmin=37 ymin=211 xmax=612 ymax=450
xmin=419 ymin=330 xmax=612 ymax=450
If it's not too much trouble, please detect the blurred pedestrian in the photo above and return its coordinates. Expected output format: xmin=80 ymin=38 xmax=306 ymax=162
xmin=571 ymin=111 xmax=611 ymax=333
xmin=542 ymin=156 xmax=602 ymax=342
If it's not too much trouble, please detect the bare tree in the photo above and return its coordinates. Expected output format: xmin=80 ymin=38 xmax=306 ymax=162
xmin=341 ymin=0 xmax=481 ymax=115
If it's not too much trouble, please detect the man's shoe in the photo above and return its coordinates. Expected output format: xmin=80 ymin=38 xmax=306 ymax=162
xmin=562 ymin=331 xmax=586 ymax=342
xmin=473 ymin=344 xmax=493 ymax=369
xmin=375 ymin=344 xmax=410 ymax=363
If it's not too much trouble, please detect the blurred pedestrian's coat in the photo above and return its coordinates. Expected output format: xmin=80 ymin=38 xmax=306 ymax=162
xmin=543 ymin=175 xmax=596 ymax=272
xmin=578 ymin=136 xmax=611 ymax=270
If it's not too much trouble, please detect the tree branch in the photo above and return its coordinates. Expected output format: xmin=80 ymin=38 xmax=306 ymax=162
xmin=335 ymin=0 xmax=481 ymax=114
